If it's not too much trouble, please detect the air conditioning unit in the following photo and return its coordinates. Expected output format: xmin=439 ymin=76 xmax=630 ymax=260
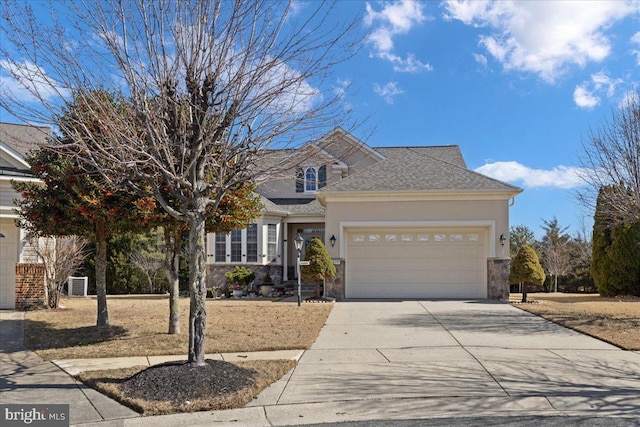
xmin=68 ymin=276 xmax=88 ymax=297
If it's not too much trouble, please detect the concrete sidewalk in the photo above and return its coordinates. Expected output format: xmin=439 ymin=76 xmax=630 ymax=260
xmin=3 ymin=300 xmax=640 ymax=426
xmin=0 ymin=311 xmax=139 ymax=425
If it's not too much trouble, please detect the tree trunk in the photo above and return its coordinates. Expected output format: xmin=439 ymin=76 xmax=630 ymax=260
xmin=187 ymin=216 xmax=207 ymax=366
xmin=165 ymin=226 xmax=181 ymax=335
xmin=95 ymin=219 xmax=109 ymax=326
xmin=521 ymin=282 xmax=528 ymax=303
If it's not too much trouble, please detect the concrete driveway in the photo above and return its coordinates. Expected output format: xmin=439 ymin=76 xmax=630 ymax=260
xmin=250 ymin=300 xmax=640 ymax=425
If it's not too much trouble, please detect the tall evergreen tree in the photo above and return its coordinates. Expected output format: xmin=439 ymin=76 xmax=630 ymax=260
xmin=591 ymin=187 xmax=640 ymax=296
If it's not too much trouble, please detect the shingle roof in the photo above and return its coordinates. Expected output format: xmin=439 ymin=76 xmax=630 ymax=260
xmin=258 ymin=195 xmax=290 ymax=215
xmin=319 ymin=146 xmax=521 ymax=194
xmin=0 ymin=122 xmax=49 ymax=156
xmin=268 ymin=198 xmax=325 ymax=215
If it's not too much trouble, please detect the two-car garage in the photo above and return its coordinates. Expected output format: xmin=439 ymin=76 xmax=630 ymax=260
xmin=345 ymin=227 xmax=488 ymax=299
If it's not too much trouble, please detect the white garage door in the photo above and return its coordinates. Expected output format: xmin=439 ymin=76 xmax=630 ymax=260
xmin=346 ymin=228 xmax=487 ymax=299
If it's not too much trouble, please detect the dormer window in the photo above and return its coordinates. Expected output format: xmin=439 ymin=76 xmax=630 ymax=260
xmin=305 ymin=167 xmax=317 ymax=192
xmin=296 ymin=165 xmax=326 ymax=193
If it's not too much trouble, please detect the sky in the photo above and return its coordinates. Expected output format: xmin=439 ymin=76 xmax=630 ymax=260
xmin=2 ymin=0 xmax=639 ymax=239
xmin=322 ymin=0 xmax=640 ymax=238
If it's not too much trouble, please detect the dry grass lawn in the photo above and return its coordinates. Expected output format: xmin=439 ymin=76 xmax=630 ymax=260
xmin=23 ymin=296 xmax=331 ymax=415
xmin=511 ymin=293 xmax=640 ymax=350
xmin=24 ymin=296 xmax=333 ymax=360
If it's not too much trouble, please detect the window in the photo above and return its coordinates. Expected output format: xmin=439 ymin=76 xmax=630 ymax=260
xmin=305 ymin=167 xmax=317 ymax=192
xmin=296 ymin=166 xmax=326 ymax=192
xmin=230 ymin=229 xmax=242 ymax=262
xmin=215 ymin=233 xmax=226 ymax=262
xmin=267 ymin=224 xmax=277 ymax=262
xmin=209 ymin=222 xmax=279 ymax=265
xmin=246 ymin=224 xmax=258 ymax=262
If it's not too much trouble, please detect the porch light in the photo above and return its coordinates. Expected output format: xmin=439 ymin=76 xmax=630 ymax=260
xmin=329 ymin=234 xmax=336 ymax=247
xmin=499 ymin=233 xmax=506 ymax=247
xmin=294 ymin=234 xmax=304 ymax=252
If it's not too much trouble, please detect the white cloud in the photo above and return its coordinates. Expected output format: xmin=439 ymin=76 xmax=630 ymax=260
xmin=632 ymin=31 xmax=640 ymax=65
xmin=573 ymin=71 xmax=623 ymax=109
xmin=365 ymin=1 xmax=432 ymax=73
xmin=475 ymin=161 xmax=587 ymax=189
xmin=333 ymin=78 xmax=352 ymax=111
xmin=373 ymin=81 xmax=403 ymax=104
xmin=473 ymin=53 xmax=488 ymax=68
xmin=443 ymin=1 xmax=639 ymax=82
xmin=574 ymin=85 xmax=600 ymax=109
xmin=0 ymin=59 xmax=70 ymax=102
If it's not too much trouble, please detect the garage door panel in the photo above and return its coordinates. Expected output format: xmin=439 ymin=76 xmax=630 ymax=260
xmin=346 ymin=228 xmax=487 ymax=299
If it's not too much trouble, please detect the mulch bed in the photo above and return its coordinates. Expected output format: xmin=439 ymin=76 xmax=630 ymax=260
xmin=119 ymin=360 xmax=255 ymax=405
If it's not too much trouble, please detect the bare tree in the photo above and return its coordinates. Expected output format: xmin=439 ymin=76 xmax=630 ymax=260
xmin=29 ymin=235 xmax=88 ymax=309
xmin=540 ymin=217 xmax=571 ymax=292
xmin=1 ymin=0 xmax=361 ymax=365
xmin=130 ymin=250 xmax=164 ymax=294
xmin=578 ymin=90 xmax=640 ymax=225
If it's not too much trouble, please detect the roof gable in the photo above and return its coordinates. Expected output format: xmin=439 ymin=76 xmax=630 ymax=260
xmin=315 ymin=127 xmax=385 ymax=166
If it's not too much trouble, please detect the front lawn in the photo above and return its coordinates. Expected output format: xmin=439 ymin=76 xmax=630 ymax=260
xmin=511 ymin=293 xmax=640 ymax=350
xmin=24 ymin=296 xmax=332 ymax=360
xmin=23 ymin=296 xmax=332 ymax=415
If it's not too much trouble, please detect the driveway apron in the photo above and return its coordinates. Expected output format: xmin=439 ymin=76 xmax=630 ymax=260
xmin=272 ymin=300 xmax=640 ymax=417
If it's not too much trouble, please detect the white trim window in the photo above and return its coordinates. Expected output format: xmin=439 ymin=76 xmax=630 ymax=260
xmin=305 ymin=167 xmax=318 ymax=192
xmin=207 ymin=222 xmax=278 ymax=265
xmin=214 ymin=233 xmax=226 ymax=262
xmin=267 ymin=224 xmax=277 ymax=262
xmin=246 ymin=223 xmax=258 ymax=262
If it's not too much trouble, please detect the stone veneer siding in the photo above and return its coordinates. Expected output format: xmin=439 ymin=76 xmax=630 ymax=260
xmin=15 ymin=263 xmax=46 ymax=310
xmin=206 ymin=265 xmax=283 ymax=290
xmin=487 ymin=258 xmax=510 ymax=300
xmin=324 ymin=259 xmax=345 ymax=300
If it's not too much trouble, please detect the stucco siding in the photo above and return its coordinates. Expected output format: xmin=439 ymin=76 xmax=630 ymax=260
xmin=323 ymin=198 xmax=511 ymax=260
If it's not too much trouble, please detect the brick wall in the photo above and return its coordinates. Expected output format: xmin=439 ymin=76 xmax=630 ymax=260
xmin=15 ymin=263 xmax=46 ymax=310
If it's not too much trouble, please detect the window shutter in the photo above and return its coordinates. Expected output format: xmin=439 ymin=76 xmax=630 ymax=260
xmin=318 ymin=165 xmax=327 ymax=188
xmin=295 ymin=167 xmax=304 ymax=192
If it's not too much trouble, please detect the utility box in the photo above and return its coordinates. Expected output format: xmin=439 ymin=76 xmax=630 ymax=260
xmin=68 ymin=276 xmax=88 ymax=297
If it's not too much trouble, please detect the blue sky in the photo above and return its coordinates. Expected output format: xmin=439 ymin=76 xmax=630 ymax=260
xmin=2 ymin=0 xmax=639 ymax=239
xmin=323 ymin=0 xmax=640 ymax=238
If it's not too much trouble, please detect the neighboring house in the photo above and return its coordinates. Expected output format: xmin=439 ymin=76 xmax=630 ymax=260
xmin=207 ymin=127 xmax=523 ymax=299
xmin=0 ymin=122 xmax=48 ymax=309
